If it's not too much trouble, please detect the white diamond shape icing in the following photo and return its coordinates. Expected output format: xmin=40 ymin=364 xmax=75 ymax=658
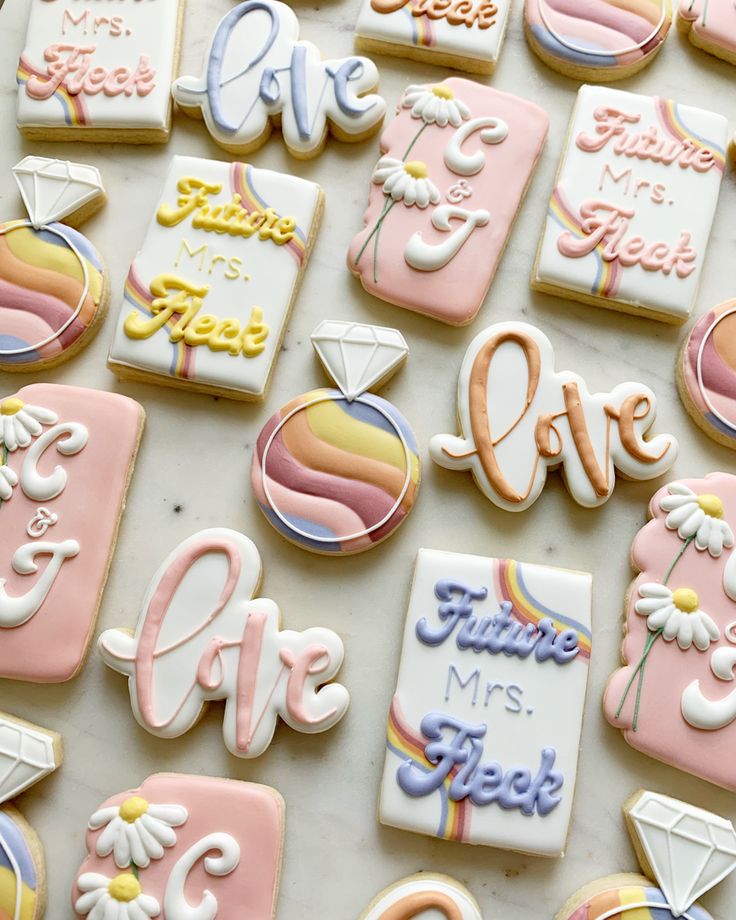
xmin=630 ymin=791 xmax=736 ymax=917
xmin=0 ymin=716 xmax=60 ymax=805
xmin=12 ymin=157 xmax=104 ymax=228
xmin=311 ymin=321 xmax=409 ymax=401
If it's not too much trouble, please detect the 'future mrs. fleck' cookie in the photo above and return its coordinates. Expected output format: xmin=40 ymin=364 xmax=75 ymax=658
xmin=532 ymin=85 xmax=728 ymax=324
xmin=348 ymin=79 xmax=549 ymax=326
xmin=679 ymin=0 xmax=736 ymax=65
xmin=108 ymin=156 xmax=322 ymax=401
xmin=379 ymin=549 xmax=592 ymax=856
xmin=430 ymin=322 xmax=678 ymax=513
xmin=17 ymin=0 xmax=183 ymax=143
xmin=359 ymin=874 xmax=483 ymax=919
xmin=172 ymin=0 xmax=386 ymax=159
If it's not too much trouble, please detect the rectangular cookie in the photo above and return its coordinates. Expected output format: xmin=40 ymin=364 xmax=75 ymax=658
xmin=17 ymin=0 xmax=183 ymax=143
xmin=532 ymin=85 xmax=728 ymax=324
xmin=108 ymin=156 xmax=323 ymax=401
xmin=379 ymin=548 xmax=592 ymax=857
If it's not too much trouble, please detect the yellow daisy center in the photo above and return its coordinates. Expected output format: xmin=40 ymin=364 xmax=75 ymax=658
xmin=119 ymin=796 xmax=149 ymax=823
xmin=432 ymin=86 xmax=454 ymax=100
xmin=108 ymin=874 xmax=141 ymax=903
xmin=672 ymin=588 xmax=699 ymax=614
xmin=404 ymin=161 xmax=429 ymax=179
xmin=697 ymin=494 xmax=724 ymax=519
xmin=0 ymin=398 xmax=24 ymax=417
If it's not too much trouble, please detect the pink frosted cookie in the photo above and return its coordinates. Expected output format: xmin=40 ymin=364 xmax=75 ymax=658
xmin=359 ymin=874 xmax=482 ymax=919
xmin=72 ymin=773 xmax=284 ymax=920
xmin=99 ymin=528 xmax=350 ymax=757
xmin=604 ymin=473 xmax=736 ymax=790
xmin=348 ymin=79 xmax=549 ymax=326
xmin=0 ymin=383 xmax=144 ymax=683
xmin=678 ymin=299 xmax=736 ymax=449
xmin=678 ymin=0 xmax=736 ymax=65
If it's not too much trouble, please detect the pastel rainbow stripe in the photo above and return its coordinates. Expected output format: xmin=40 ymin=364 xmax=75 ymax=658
xmin=494 ymin=559 xmax=592 ymax=660
xmin=682 ymin=301 xmax=736 ymax=442
xmin=253 ymin=388 xmax=420 ymax=555
xmin=229 ymin=163 xmax=307 ymax=266
xmin=386 ymin=696 xmax=472 ymax=842
xmin=565 ymin=885 xmax=713 ymax=919
xmin=123 ymin=267 xmax=195 ymax=379
xmin=0 ymin=811 xmax=37 ymax=920
xmin=16 ymin=55 xmax=89 ymax=126
xmin=0 ymin=221 xmax=105 ymax=367
xmin=402 ymin=2 xmax=437 ymax=47
xmin=654 ymin=97 xmax=726 ymax=173
xmin=548 ymin=187 xmax=622 ymax=298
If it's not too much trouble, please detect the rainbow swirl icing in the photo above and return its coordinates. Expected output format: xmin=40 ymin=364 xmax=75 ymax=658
xmin=0 ymin=810 xmax=38 ymax=920
xmin=253 ymin=388 xmax=420 ymax=554
xmin=526 ymin=0 xmax=671 ymax=69
xmin=0 ymin=220 xmax=105 ymax=367
xmin=565 ymin=885 xmax=712 ymax=919
xmin=682 ymin=301 xmax=736 ymax=444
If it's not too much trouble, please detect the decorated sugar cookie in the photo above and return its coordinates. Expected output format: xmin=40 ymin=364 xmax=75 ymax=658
xmin=603 ymin=473 xmax=736 ymax=791
xmin=679 ymin=1 xmax=736 ymax=65
xmin=524 ymin=1 xmax=672 ymax=81
xmin=17 ymin=0 xmax=183 ymax=143
xmin=0 ymin=713 xmax=61 ymax=807
xmin=379 ymin=548 xmax=592 ymax=857
xmin=359 ymin=874 xmax=482 ymax=920
xmin=355 ymin=0 xmax=512 ymax=75
xmin=430 ymin=322 xmax=678 ymax=513
xmin=678 ymin=300 xmax=736 ymax=450
xmin=0 ymin=157 xmax=107 ymax=371
xmin=0 ymin=384 xmax=144 ymax=683
xmin=555 ymin=790 xmax=736 ymax=920
xmin=252 ymin=321 xmax=420 ymax=554
xmin=532 ymin=85 xmax=728 ymax=324
xmin=108 ymin=156 xmax=322 ymax=401
xmin=348 ymin=79 xmax=549 ymax=326
xmin=172 ymin=0 xmax=386 ymax=159
xmin=72 ymin=773 xmax=283 ymax=919
xmin=99 ymin=528 xmax=349 ymax=757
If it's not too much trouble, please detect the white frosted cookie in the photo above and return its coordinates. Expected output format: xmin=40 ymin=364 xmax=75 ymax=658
xmin=359 ymin=874 xmax=482 ymax=919
xmin=108 ymin=155 xmax=323 ymax=401
xmin=379 ymin=547 xmax=592 ymax=857
xmin=532 ymin=85 xmax=728 ymax=324
xmin=678 ymin=0 xmax=736 ymax=65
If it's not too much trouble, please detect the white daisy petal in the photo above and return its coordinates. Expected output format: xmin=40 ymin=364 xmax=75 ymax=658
xmin=89 ymin=896 xmax=110 ymax=920
xmin=132 ymin=817 xmax=164 ymax=862
xmin=126 ymin=821 xmax=149 ymax=869
xmin=709 ymin=524 xmax=724 ymax=557
xmin=78 ymin=874 xmax=112 ymax=893
xmin=127 ymin=904 xmax=152 ymax=920
xmin=691 ymin=616 xmax=712 ymax=651
xmin=24 ymin=405 xmax=58 ymax=425
xmin=455 ymin=98 xmax=471 ymax=121
xmin=665 ymin=502 xmax=698 ymax=529
xmin=428 ymin=181 xmax=441 ymax=205
xmin=76 ymin=890 xmax=106 ymax=912
xmin=137 ymin=894 xmax=161 ymax=916
xmin=103 ymin=899 xmax=119 ymax=920
xmin=702 ymin=611 xmax=721 ymax=641
xmin=676 ymin=616 xmax=693 ymax=650
xmin=679 ymin=507 xmax=705 ymax=538
xmin=647 ymin=606 xmax=676 ymax=630
xmin=695 ymin=516 xmax=712 ymax=551
xmin=661 ymin=494 xmax=692 ymax=511
xmin=722 ymin=521 xmax=735 ymax=549
xmin=662 ymin=609 xmax=683 ymax=641
xmin=96 ymin=817 xmax=124 ymax=857
xmin=148 ymin=804 xmax=187 ymax=826
xmin=89 ymin=807 xmax=120 ymax=830
xmin=636 ymin=596 xmax=669 ymax=616
xmin=669 ymin=483 xmax=696 ymax=497
xmin=639 ymin=583 xmax=672 ymax=598
xmin=14 ymin=409 xmax=42 ymax=438
xmin=139 ymin=812 xmax=176 ymax=847
xmin=113 ymin=827 xmax=131 ymax=868
xmin=4 ymin=420 xmax=17 ymax=453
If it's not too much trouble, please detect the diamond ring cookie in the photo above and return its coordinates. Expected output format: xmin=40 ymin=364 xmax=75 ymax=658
xmin=72 ymin=774 xmax=284 ymax=920
xmin=348 ymin=79 xmax=549 ymax=326
xmin=678 ymin=300 xmax=736 ymax=450
xmin=252 ymin=321 xmax=420 ymax=555
xmin=17 ymin=0 xmax=183 ymax=143
xmin=524 ymin=1 xmax=672 ymax=81
xmin=99 ymin=528 xmax=350 ymax=758
xmin=678 ymin=0 xmax=736 ymax=65
xmin=359 ymin=874 xmax=482 ymax=919
xmin=379 ymin=548 xmax=592 ymax=857
xmin=532 ymin=85 xmax=728 ymax=324
xmin=172 ymin=0 xmax=386 ymax=159
xmin=430 ymin=321 xmax=678 ymax=513
xmin=603 ymin=473 xmax=736 ymax=791
xmin=0 ymin=158 xmax=108 ymax=371
xmin=555 ymin=790 xmax=736 ymax=920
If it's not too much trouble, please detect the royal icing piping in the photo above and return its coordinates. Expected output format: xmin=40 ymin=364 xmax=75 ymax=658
xmin=361 ymin=875 xmax=482 ymax=920
xmin=0 ymin=714 xmax=60 ymax=806
xmin=379 ymin=548 xmax=592 ymax=857
xmin=429 ymin=321 xmax=678 ymax=513
xmin=0 ymin=158 xmax=106 ymax=367
xmin=172 ymin=0 xmax=386 ymax=157
xmin=73 ymin=773 xmax=283 ymax=920
xmin=252 ymin=320 xmax=420 ymax=555
xmin=681 ymin=300 xmax=736 ymax=446
xmin=603 ymin=474 xmax=736 ymax=791
xmin=348 ymin=79 xmax=549 ymax=326
xmin=533 ymin=85 xmax=727 ymax=323
xmin=0 ymin=384 xmax=143 ymax=684
xmin=17 ymin=0 xmax=181 ymax=136
xmin=679 ymin=0 xmax=736 ymax=60
xmin=107 ymin=155 xmax=321 ymax=400
xmin=0 ymin=807 xmax=40 ymax=920
xmin=98 ymin=528 xmax=350 ymax=757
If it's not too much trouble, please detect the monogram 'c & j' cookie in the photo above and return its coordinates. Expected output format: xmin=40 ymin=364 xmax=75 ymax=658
xmin=172 ymin=0 xmax=386 ymax=159
xmin=348 ymin=79 xmax=549 ymax=326
xmin=532 ymin=85 xmax=728 ymax=324
xmin=679 ymin=0 xmax=736 ymax=66
xmin=108 ymin=156 xmax=323 ymax=401
xmin=379 ymin=548 xmax=592 ymax=857
xmin=17 ymin=0 xmax=183 ymax=143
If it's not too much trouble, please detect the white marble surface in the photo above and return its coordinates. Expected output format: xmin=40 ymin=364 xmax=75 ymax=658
xmin=1 ymin=1 xmax=736 ymax=917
